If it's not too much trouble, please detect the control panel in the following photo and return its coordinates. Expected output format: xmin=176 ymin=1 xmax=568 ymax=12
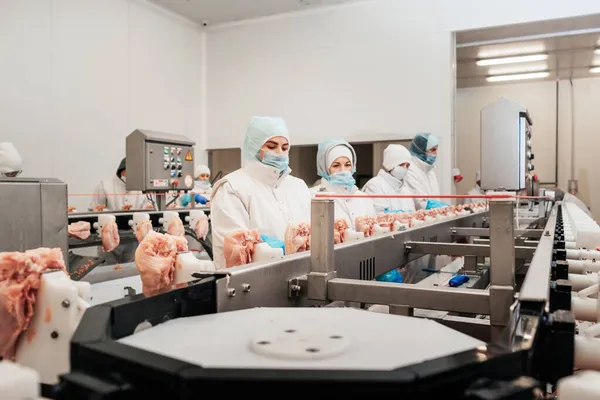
xmin=126 ymin=129 xmax=196 ymax=192
xmin=481 ymin=97 xmax=534 ymax=191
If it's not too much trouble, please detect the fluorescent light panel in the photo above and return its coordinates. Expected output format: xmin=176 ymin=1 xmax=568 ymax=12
xmin=486 ymin=71 xmax=550 ymax=82
xmin=591 ymin=67 xmax=600 ymax=73
xmin=488 ymin=63 xmax=548 ymax=75
xmin=595 ymin=48 xmax=600 ymax=55
xmin=476 ymin=53 xmax=548 ymax=66
xmin=477 ymin=43 xmax=545 ymax=59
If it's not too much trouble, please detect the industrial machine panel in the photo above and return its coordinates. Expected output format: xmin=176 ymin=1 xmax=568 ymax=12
xmin=0 ymin=178 xmax=68 ymax=262
xmin=480 ymin=97 xmax=533 ymax=191
xmin=126 ymin=129 xmax=196 ymax=192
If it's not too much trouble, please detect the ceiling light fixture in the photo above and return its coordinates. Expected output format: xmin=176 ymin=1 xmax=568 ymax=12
xmin=476 ymin=54 xmax=548 ymax=66
xmin=488 ymin=63 xmax=548 ymax=75
xmin=594 ymin=48 xmax=600 ymax=55
xmin=486 ymin=71 xmax=550 ymax=83
xmin=590 ymin=67 xmax=600 ymax=74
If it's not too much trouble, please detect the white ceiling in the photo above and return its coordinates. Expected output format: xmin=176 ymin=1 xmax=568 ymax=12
xmin=147 ymin=0 xmax=361 ymax=26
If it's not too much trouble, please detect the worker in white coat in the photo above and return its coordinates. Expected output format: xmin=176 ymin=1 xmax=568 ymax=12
xmin=0 ymin=143 xmax=23 ymax=177
xmin=210 ymin=116 xmax=312 ymax=270
xmin=194 ymin=164 xmax=212 ymax=198
xmin=464 ymin=170 xmax=484 ymax=205
xmin=362 ymin=144 xmax=415 ymax=213
xmin=167 ymin=164 xmax=212 ymax=208
xmin=405 ymin=133 xmax=442 ymax=210
xmin=89 ymin=158 xmax=148 ymax=211
xmin=311 ymin=139 xmax=375 ymax=228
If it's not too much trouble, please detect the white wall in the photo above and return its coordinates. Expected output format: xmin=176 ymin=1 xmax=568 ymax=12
xmin=0 ymin=0 xmax=204 ymax=210
xmin=456 ymin=77 xmax=600 ymax=219
xmin=205 ymin=0 xmax=600 ymax=196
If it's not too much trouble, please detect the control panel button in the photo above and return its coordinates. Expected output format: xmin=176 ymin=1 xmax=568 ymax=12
xmin=171 ymin=171 xmax=177 ymax=177
xmin=177 ymin=164 xmax=183 ymax=170
xmin=164 ymin=147 xmax=169 ymax=155
xmin=177 ymin=171 xmax=183 ymax=177
xmin=171 ymin=179 xmax=179 ymax=186
xmin=177 ymin=157 xmax=182 ymax=163
xmin=177 ymin=148 xmax=182 ymax=155
xmin=528 ymin=163 xmax=534 ymax=171
xmin=171 ymin=147 xmax=176 ymax=154
xmin=164 ymin=163 xmax=169 ymax=170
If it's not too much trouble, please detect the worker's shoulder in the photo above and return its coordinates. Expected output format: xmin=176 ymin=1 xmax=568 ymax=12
xmin=283 ymin=174 xmax=311 ymax=190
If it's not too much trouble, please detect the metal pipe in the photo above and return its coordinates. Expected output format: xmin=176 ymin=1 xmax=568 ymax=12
xmin=405 ymin=241 xmax=535 ymax=260
xmin=327 ymin=278 xmax=490 ymax=314
xmin=451 ymin=227 xmax=543 ymax=239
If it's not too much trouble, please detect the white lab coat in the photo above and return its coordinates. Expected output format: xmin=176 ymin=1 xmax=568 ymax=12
xmin=210 ymin=161 xmax=312 ymax=270
xmin=89 ymin=176 xmax=147 ymax=211
xmin=311 ymin=178 xmax=376 ymax=229
xmin=464 ymin=185 xmax=484 ymax=205
xmin=193 ymin=180 xmax=212 ymax=199
xmin=405 ymin=156 xmax=441 ymax=210
xmin=362 ymin=169 xmax=415 ymax=213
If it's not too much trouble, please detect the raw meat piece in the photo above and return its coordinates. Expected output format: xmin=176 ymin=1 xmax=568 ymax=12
xmin=284 ymin=222 xmax=311 ymax=255
xmin=223 ymin=229 xmax=262 ymax=268
xmin=67 ymin=206 xmax=77 ymax=213
xmin=375 ymin=214 xmax=397 ymax=232
xmin=134 ymin=231 xmax=189 ymax=296
xmin=135 ymin=220 xmax=153 ymax=243
xmin=0 ymin=248 xmax=67 ymax=360
xmin=193 ymin=216 xmax=210 ymax=240
xmin=93 ymin=204 xmax=107 ymax=212
xmin=101 ymin=221 xmax=120 ymax=252
xmin=355 ymin=216 xmax=376 ymax=237
xmin=167 ymin=217 xmax=185 ymax=237
xmin=121 ymin=204 xmax=133 ymax=211
xmin=413 ymin=210 xmax=427 ymax=221
xmin=68 ymin=221 xmax=91 ymax=240
xmin=333 ymin=219 xmax=349 ymax=244
xmin=394 ymin=212 xmax=412 ymax=228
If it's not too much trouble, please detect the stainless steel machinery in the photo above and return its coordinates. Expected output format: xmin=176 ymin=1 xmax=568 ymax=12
xmin=480 ymin=97 xmax=534 ymax=191
xmin=125 ymin=129 xmax=195 ymax=210
xmin=0 ymin=178 xmax=68 ymax=261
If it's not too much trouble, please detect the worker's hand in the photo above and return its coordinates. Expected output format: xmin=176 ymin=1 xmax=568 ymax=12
xmin=194 ymin=194 xmax=208 ymax=205
xmin=93 ymin=205 xmax=107 ymax=212
xmin=260 ymin=235 xmax=285 ymax=253
xmin=180 ymin=193 xmax=192 ymax=207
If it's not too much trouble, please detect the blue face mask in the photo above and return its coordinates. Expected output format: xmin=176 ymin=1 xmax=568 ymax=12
xmin=262 ymin=150 xmax=289 ymax=172
xmin=328 ymin=171 xmax=355 ymax=187
xmin=425 ymin=154 xmax=437 ymax=165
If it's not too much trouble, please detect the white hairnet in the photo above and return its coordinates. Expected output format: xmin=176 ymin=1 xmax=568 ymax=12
xmin=242 ymin=116 xmax=290 ymax=162
xmin=316 ymin=139 xmax=356 ymax=178
xmin=195 ymin=164 xmax=210 ymax=176
xmin=0 ymin=143 xmax=23 ymax=173
xmin=382 ymin=144 xmax=411 ymax=171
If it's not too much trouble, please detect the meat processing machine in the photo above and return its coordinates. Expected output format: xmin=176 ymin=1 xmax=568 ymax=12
xmin=14 ymin=195 xmax=591 ymax=399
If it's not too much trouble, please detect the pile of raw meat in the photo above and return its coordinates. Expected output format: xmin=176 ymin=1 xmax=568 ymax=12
xmin=0 ymin=248 xmax=67 ymax=360
xmin=134 ymin=231 xmax=188 ymax=296
xmin=67 ymin=221 xmax=91 ymax=240
xmin=221 ymin=202 xmax=488 ymax=269
xmin=101 ymin=220 xmax=120 ymax=252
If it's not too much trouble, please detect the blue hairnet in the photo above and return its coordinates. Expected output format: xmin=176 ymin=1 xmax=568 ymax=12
xmin=409 ymin=133 xmax=439 ymax=162
xmin=316 ymin=138 xmax=356 ymax=178
xmin=242 ymin=116 xmax=290 ymax=162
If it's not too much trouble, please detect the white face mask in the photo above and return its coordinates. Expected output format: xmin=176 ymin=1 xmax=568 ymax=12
xmin=390 ymin=166 xmax=408 ymax=181
xmin=121 ymin=176 xmax=126 ymax=183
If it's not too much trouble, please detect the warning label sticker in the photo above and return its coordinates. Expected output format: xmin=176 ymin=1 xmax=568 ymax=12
xmin=185 ymin=150 xmax=193 ymax=161
xmin=152 ymin=179 xmax=168 ymax=188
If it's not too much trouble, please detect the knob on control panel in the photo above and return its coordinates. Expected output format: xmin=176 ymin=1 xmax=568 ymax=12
xmin=528 ymin=163 xmax=534 ymax=171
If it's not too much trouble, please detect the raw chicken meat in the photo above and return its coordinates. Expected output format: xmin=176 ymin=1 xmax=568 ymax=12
xmin=193 ymin=216 xmax=210 ymax=240
xmin=135 ymin=220 xmax=153 ymax=243
xmin=394 ymin=212 xmax=412 ymax=228
xmin=67 ymin=206 xmax=77 ymax=213
xmin=375 ymin=214 xmax=397 ymax=232
xmin=101 ymin=221 xmax=120 ymax=252
xmin=167 ymin=216 xmax=185 ymax=237
xmin=223 ymin=229 xmax=262 ymax=268
xmin=134 ymin=231 xmax=189 ymax=296
xmin=333 ymin=219 xmax=349 ymax=244
xmin=121 ymin=204 xmax=133 ymax=211
xmin=355 ymin=216 xmax=376 ymax=237
xmin=0 ymin=248 xmax=67 ymax=360
xmin=67 ymin=221 xmax=91 ymax=240
xmin=93 ymin=204 xmax=107 ymax=212
xmin=284 ymin=222 xmax=311 ymax=255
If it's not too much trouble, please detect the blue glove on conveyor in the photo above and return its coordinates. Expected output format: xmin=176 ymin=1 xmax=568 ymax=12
xmin=375 ymin=269 xmax=403 ymax=283
xmin=449 ymin=275 xmax=470 ymax=287
xmin=260 ymin=235 xmax=286 ymax=254
xmin=425 ymin=200 xmax=449 ymax=210
xmin=180 ymin=193 xmax=192 ymax=207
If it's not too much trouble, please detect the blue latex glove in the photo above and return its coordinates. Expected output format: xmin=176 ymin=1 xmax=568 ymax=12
xmin=194 ymin=194 xmax=208 ymax=205
xmin=375 ymin=269 xmax=403 ymax=283
xmin=260 ymin=235 xmax=286 ymax=254
xmin=180 ymin=193 xmax=192 ymax=207
xmin=425 ymin=200 xmax=449 ymax=210
xmin=384 ymin=209 xmax=405 ymax=214
xmin=449 ymin=275 xmax=470 ymax=287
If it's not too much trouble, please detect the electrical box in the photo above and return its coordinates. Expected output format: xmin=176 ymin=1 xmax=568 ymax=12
xmin=126 ymin=129 xmax=196 ymax=192
xmin=480 ymin=97 xmax=533 ymax=191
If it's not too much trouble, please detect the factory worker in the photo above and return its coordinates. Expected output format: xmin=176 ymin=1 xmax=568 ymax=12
xmin=169 ymin=164 xmax=212 ymax=209
xmin=89 ymin=158 xmax=148 ymax=211
xmin=405 ymin=133 xmax=442 ymax=210
xmin=464 ymin=170 xmax=484 ymax=205
xmin=0 ymin=143 xmax=23 ymax=177
xmin=211 ymin=116 xmax=312 ymax=270
xmin=363 ymin=144 xmax=415 ymax=213
xmin=311 ymin=139 xmax=375 ymax=226
xmin=194 ymin=164 xmax=212 ymax=197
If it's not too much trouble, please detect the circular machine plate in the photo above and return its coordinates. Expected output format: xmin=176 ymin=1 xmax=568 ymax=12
xmin=250 ymin=329 xmax=350 ymax=360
